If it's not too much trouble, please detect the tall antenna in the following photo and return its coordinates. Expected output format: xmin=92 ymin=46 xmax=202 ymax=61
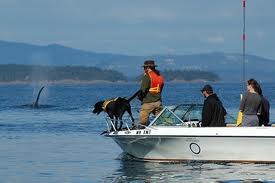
xmin=242 ymin=0 xmax=246 ymax=90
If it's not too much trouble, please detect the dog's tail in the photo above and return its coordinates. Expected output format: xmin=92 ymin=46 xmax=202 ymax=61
xmin=127 ymin=90 xmax=141 ymax=102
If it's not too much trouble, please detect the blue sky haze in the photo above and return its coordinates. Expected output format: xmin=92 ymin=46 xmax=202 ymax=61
xmin=0 ymin=0 xmax=274 ymax=59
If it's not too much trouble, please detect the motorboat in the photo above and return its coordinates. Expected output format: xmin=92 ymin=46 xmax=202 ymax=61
xmin=104 ymin=104 xmax=275 ymax=163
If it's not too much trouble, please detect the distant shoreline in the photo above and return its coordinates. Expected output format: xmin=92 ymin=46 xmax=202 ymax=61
xmin=0 ymin=80 xmax=127 ymax=85
xmin=1 ymin=80 xmax=273 ymax=85
xmin=0 ymin=64 xmax=220 ymax=84
xmin=0 ymin=79 xmax=230 ymax=85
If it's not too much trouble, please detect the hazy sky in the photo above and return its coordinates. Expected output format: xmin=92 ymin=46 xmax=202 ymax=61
xmin=0 ymin=0 xmax=274 ymax=59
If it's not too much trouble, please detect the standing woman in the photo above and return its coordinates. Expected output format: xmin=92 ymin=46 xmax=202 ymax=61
xmin=239 ymin=78 xmax=263 ymax=126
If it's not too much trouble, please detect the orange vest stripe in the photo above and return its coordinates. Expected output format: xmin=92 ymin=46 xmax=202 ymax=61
xmin=148 ymin=71 xmax=164 ymax=94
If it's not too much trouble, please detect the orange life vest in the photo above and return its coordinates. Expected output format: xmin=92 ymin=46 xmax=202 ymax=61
xmin=147 ymin=71 xmax=164 ymax=94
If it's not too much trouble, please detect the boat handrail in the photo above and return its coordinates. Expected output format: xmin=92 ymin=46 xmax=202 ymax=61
xmin=104 ymin=117 xmax=116 ymax=132
xmin=149 ymin=106 xmax=190 ymax=127
xmin=149 ymin=105 xmax=206 ymax=127
xmin=104 ymin=116 xmax=135 ymax=132
xmin=166 ymin=107 xmax=186 ymax=125
xmin=148 ymin=107 xmax=166 ymax=126
xmin=180 ymin=104 xmax=197 ymax=120
xmin=103 ymin=104 xmax=243 ymax=131
xmin=162 ymin=103 xmax=196 ymax=119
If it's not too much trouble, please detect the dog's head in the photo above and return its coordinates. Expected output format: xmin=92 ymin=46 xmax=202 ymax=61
xmin=92 ymin=101 xmax=104 ymax=115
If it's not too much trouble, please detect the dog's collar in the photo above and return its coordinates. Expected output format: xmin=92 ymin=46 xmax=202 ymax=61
xmin=102 ymin=98 xmax=118 ymax=111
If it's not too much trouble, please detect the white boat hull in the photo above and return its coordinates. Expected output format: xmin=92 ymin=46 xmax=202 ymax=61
xmin=107 ymin=127 xmax=275 ymax=162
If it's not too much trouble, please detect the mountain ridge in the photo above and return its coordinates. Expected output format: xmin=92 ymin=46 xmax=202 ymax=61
xmin=0 ymin=40 xmax=274 ymax=82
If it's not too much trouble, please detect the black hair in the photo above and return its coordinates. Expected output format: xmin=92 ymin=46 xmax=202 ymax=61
xmin=205 ymin=90 xmax=213 ymax=95
xmin=247 ymin=78 xmax=262 ymax=95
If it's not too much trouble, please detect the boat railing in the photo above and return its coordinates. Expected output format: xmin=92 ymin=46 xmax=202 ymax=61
xmin=104 ymin=116 xmax=161 ymax=132
xmin=150 ymin=106 xmax=202 ymax=127
xmin=103 ymin=104 xmax=238 ymax=131
xmin=150 ymin=103 xmax=239 ymax=127
xmin=104 ymin=116 xmax=136 ymax=132
xmin=103 ymin=106 xmax=146 ymax=132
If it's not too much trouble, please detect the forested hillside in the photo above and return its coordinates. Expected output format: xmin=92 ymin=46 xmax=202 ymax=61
xmin=0 ymin=64 xmax=127 ymax=82
xmin=0 ymin=64 xmax=219 ymax=83
xmin=135 ymin=70 xmax=219 ymax=82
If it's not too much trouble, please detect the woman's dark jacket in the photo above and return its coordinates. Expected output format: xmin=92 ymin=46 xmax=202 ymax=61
xmin=201 ymin=93 xmax=227 ymax=127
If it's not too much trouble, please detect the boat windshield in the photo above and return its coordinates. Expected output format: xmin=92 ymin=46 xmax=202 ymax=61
xmin=152 ymin=104 xmax=202 ymax=126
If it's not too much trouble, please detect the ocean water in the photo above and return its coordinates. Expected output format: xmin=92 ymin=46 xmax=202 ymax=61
xmin=0 ymin=83 xmax=275 ymax=183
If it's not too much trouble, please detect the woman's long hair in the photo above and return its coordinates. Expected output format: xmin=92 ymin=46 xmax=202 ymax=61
xmin=247 ymin=78 xmax=262 ymax=95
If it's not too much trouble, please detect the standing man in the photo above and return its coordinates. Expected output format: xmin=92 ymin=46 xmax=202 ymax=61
xmin=138 ymin=60 xmax=164 ymax=129
xmin=201 ymin=84 xmax=227 ymax=127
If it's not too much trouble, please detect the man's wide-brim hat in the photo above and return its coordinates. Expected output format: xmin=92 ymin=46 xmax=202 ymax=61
xmin=142 ymin=60 xmax=158 ymax=67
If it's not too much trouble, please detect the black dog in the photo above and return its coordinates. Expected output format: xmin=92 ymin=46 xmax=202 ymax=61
xmin=92 ymin=91 xmax=140 ymax=131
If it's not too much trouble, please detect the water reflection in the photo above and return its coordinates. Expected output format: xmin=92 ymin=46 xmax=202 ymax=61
xmin=105 ymin=154 xmax=275 ymax=183
xmin=218 ymin=180 xmax=275 ymax=183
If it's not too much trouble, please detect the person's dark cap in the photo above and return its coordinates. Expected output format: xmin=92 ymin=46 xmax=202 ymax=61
xmin=201 ymin=84 xmax=213 ymax=93
xmin=142 ymin=60 xmax=158 ymax=67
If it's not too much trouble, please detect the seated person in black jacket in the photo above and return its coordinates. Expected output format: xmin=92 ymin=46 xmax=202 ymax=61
xmin=201 ymin=85 xmax=227 ymax=127
xmin=258 ymin=86 xmax=270 ymax=126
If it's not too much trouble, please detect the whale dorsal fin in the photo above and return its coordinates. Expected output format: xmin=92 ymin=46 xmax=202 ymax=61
xmin=33 ymin=86 xmax=45 ymax=108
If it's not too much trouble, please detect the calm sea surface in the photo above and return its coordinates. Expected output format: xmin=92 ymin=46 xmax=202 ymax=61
xmin=0 ymin=83 xmax=275 ymax=183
